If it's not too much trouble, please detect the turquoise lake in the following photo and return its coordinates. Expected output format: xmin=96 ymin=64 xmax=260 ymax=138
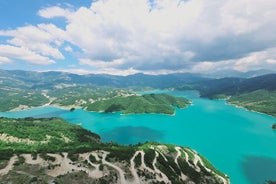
xmin=1 ymin=90 xmax=276 ymax=184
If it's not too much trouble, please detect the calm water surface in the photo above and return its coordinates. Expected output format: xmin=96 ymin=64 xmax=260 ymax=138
xmin=1 ymin=90 xmax=276 ymax=184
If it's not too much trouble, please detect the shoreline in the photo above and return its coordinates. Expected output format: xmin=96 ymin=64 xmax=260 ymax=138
xmin=8 ymin=104 xmax=82 ymax=112
xmin=6 ymin=99 xmax=274 ymax=118
xmin=6 ymin=101 xmax=275 ymax=119
xmin=7 ymin=104 xmax=178 ymax=116
xmin=211 ymin=94 xmax=276 ymax=118
xmin=120 ymin=111 xmax=176 ymax=116
xmin=226 ymin=101 xmax=276 ymax=118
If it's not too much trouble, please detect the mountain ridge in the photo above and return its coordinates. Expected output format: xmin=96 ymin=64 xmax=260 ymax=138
xmin=1 ymin=69 xmax=275 ymax=90
xmin=0 ymin=69 xmax=209 ymax=89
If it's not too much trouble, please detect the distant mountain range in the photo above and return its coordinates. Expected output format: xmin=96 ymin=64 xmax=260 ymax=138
xmin=0 ymin=69 xmax=209 ymax=89
xmin=0 ymin=69 xmax=275 ymax=90
xmin=200 ymin=69 xmax=274 ymax=78
xmin=183 ymin=74 xmax=276 ymax=98
xmin=1 ymin=69 xmax=275 ymax=116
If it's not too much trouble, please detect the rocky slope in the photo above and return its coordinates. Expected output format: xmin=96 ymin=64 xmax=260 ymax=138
xmin=0 ymin=118 xmax=229 ymax=184
xmin=0 ymin=144 xmax=229 ymax=184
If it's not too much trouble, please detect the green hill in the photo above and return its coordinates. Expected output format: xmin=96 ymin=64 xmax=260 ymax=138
xmin=179 ymin=74 xmax=276 ymax=117
xmin=0 ymin=117 xmax=229 ymax=184
xmin=86 ymin=93 xmax=191 ymax=115
xmin=0 ymin=117 xmax=100 ymax=155
xmin=180 ymin=74 xmax=276 ymax=98
xmin=228 ymin=90 xmax=276 ymax=117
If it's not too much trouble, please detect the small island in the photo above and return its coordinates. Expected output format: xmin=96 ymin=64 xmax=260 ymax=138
xmin=272 ymin=123 xmax=276 ymax=130
xmin=0 ymin=117 xmax=229 ymax=184
xmin=86 ymin=93 xmax=191 ymax=115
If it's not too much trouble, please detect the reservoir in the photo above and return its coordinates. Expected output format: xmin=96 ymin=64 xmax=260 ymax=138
xmin=1 ymin=90 xmax=276 ymax=184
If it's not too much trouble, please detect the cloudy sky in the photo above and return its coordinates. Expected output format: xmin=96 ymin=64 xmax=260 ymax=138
xmin=0 ymin=0 xmax=276 ymax=75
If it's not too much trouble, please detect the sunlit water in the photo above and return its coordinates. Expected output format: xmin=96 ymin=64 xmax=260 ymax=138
xmin=1 ymin=90 xmax=276 ymax=184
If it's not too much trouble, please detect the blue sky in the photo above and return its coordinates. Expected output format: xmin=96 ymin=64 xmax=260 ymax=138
xmin=0 ymin=0 xmax=276 ymax=75
xmin=0 ymin=0 xmax=92 ymax=28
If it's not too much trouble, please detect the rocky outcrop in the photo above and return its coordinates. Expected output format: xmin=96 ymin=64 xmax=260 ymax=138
xmin=0 ymin=144 xmax=229 ymax=184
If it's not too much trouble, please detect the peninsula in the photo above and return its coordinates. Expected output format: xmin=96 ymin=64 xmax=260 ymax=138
xmin=0 ymin=84 xmax=190 ymax=115
xmin=178 ymin=74 xmax=276 ymax=117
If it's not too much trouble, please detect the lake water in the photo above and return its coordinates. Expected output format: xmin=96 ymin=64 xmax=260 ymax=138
xmin=1 ymin=90 xmax=276 ymax=184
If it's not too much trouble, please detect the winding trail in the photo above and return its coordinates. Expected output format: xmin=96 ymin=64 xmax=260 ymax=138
xmin=0 ymin=156 xmax=17 ymax=176
xmin=46 ymin=153 xmax=105 ymax=178
xmin=47 ymin=153 xmax=82 ymax=177
xmin=0 ymin=150 xmax=229 ymax=184
xmin=79 ymin=152 xmax=103 ymax=178
xmin=188 ymin=149 xmax=229 ymax=184
xmin=192 ymin=153 xmax=201 ymax=172
xmin=175 ymin=147 xmax=188 ymax=181
xmin=153 ymin=151 xmax=171 ymax=184
xmin=101 ymin=151 xmax=127 ymax=184
xmin=181 ymin=148 xmax=194 ymax=168
xmin=140 ymin=151 xmax=154 ymax=173
xmin=22 ymin=154 xmax=48 ymax=166
xmin=194 ymin=154 xmax=229 ymax=184
xmin=174 ymin=147 xmax=182 ymax=165
xmin=129 ymin=151 xmax=141 ymax=183
xmin=139 ymin=150 xmax=171 ymax=184
xmin=42 ymin=93 xmax=56 ymax=106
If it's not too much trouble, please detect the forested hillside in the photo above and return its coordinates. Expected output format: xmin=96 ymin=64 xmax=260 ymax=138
xmin=178 ymin=74 xmax=276 ymax=117
xmin=0 ymin=117 xmax=229 ymax=184
xmin=86 ymin=93 xmax=191 ymax=115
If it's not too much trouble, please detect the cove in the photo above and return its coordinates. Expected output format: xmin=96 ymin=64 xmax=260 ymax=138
xmin=1 ymin=90 xmax=276 ymax=184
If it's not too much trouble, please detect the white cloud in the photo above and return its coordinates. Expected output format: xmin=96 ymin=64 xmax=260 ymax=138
xmin=266 ymin=59 xmax=276 ymax=64
xmin=1 ymin=0 xmax=276 ymax=73
xmin=220 ymin=0 xmax=276 ymax=35
xmin=51 ymin=68 xmax=139 ymax=76
xmin=38 ymin=6 xmax=73 ymax=19
xmin=0 ymin=56 xmax=12 ymax=64
xmin=0 ymin=23 xmax=69 ymax=66
xmin=91 ymin=68 xmax=139 ymax=76
xmin=233 ymin=47 xmax=276 ymax=72
xmin=54 ymin=0 xmax=276 ymax=72
xmin=0 ymin=24 xmax=65 ymax=60
xmin=43 ymin=68 xmax=93 ymax=75
xmin=192 ymin=47 xmax=276 ymax=73
xmin=79 ymin=58 xmax=126 ymax=68
xmin=55 ymin=0 xmax=204 ymax=70
xmin=191 ymin=61 xmax=216 ymax=72
xmin=0 ymin=44 xmax=55 ymax=65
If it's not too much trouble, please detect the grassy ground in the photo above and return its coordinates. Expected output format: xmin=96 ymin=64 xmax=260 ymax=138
xmin=0 ymin=117 xmax=101 ymax=154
